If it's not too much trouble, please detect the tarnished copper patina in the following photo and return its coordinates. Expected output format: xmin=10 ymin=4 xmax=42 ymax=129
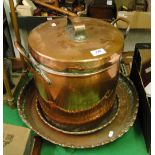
xmin=15 ymin=17 xmax=130 ymax=127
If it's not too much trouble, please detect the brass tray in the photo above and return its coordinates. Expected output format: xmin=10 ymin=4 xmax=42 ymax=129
xmin=17 ymin=74 xmax=138 ymax=148
xmin=36 ymin=96 xmax=119 ymax=135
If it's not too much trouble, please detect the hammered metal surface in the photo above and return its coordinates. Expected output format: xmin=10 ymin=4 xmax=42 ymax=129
xmin=17 ymin=74 xmax=138 ymax=148
xmin=36 ymin=96 xmax=119 ymax=135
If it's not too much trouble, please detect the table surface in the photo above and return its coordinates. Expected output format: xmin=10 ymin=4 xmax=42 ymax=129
xmin=3 ymin=103 xmax=148 ymax=155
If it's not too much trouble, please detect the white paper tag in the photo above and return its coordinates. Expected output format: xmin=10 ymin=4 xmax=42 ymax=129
xmin=107 ymin=0 xmax=112 ymax=5
xmin=47 ymin=17 xmax=53 ymax=21
xmin=108 ymin=131 xmax=114 ymax=137
xmin=90 ymin=48 xmax=106 ymax=56
xmin=51 ymin=23 xmax=57 ymax=27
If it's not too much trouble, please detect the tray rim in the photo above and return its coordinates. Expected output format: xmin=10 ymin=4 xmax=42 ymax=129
xmin=36 ymin=95 xmax=120 ymax=135
xmin=17 ymin=73 xmax=139 ymax=148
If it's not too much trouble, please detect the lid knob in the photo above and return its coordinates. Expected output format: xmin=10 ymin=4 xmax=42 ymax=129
xmin=67 ymin=17 xmax=86 ymax=42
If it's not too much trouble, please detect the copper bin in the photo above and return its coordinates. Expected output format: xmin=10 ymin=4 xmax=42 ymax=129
xmin=15 ymin=17 xmax=130 ymax=128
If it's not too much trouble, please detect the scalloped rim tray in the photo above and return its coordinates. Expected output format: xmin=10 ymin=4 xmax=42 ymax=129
xmin=17 ymin=74 xmax=138 ymax=148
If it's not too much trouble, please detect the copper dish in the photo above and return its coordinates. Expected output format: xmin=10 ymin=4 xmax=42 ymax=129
xmin=17 ymin=73 xmax=138 ymax=148
xmin=36 ymin=95 xmax=119 ymax=135
xmin=15 ymin=17 xmax=130 ymax=127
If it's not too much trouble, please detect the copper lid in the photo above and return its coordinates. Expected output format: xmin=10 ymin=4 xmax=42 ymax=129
xmin=28 ymin=17 xmax=124 ymax=72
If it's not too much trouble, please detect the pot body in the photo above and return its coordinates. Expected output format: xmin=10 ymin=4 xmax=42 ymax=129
xmin=31 ymin=58 xmax=120 ymax=126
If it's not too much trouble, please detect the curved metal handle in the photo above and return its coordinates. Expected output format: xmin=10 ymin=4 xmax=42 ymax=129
xmin=67 ymin=17 xmax=86 ymax=42
xmin=14 ymin=42 xmax=51 ymax=85
xmin=111 ymin=17 xmax=130 ymax=38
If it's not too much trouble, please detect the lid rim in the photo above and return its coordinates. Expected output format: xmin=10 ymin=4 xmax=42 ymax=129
xmin=37 ymin=60 xmax=120 ymax=77
xmin=29 ymin=45 xmax=122 ymax=72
